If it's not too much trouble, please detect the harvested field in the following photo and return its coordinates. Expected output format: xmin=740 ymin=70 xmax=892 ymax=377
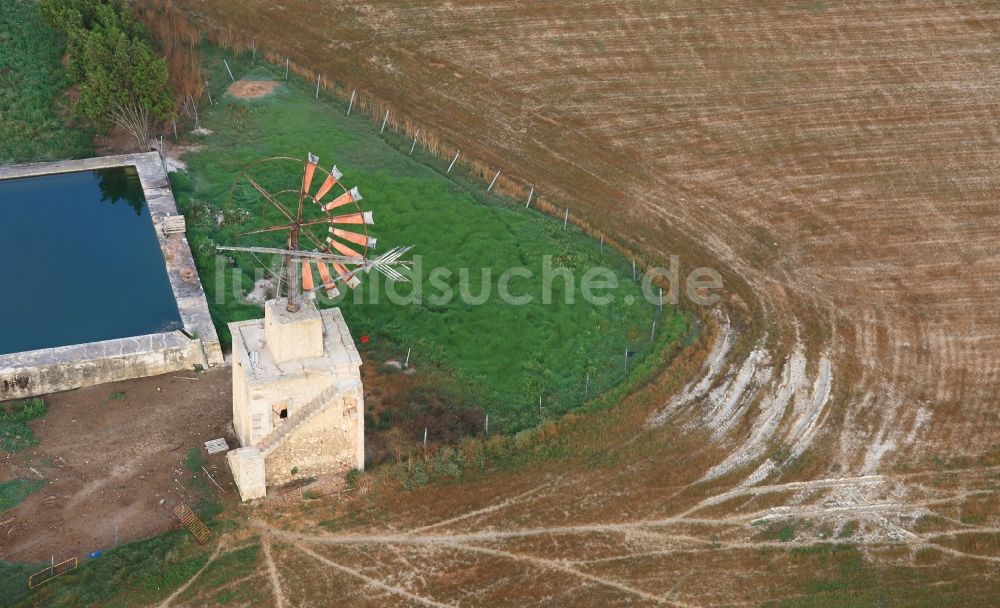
xmin=23 ymin=0 xmax=1000 ymax=605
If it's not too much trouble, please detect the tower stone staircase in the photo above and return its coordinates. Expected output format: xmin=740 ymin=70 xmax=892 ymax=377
xmin=256 ymin=384 xmax=339 ymax=456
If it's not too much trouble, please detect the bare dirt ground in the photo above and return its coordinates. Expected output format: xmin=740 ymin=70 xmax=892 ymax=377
xmin=1 ymin=369 xmax=236 ymax=562
xmin=0 ymin=355 xmax=459 ymax=566
xmin=80 ymin=0 xmax=1000 ymax=603
xmin=227 ymin=80 xmax=280 ymax=99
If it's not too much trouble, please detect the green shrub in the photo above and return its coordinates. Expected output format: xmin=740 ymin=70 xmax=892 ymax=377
xmin=403 ymin=461 xmax=429 ymax=490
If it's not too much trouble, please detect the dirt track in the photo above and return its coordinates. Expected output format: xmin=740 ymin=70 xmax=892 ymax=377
xmin=135 ymin=1 xmax=1000 ymax=604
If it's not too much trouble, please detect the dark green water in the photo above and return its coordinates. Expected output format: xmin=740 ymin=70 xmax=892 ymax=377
xmin=0 ymin=167 xmax=182 ymax=355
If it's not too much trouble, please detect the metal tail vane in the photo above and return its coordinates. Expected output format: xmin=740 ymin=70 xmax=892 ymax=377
xmin=220 ymin=153 xmax=413 ymax=312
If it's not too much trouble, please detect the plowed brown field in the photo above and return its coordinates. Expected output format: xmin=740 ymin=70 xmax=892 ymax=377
xmin=145 ymin=1 xmax=1000 ymax=605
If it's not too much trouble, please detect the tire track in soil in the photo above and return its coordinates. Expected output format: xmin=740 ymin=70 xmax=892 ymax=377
xmin=157 ymin=544 xmax=223 ymax=608
xmin=293 ymin=542 xmax=459 ymax=608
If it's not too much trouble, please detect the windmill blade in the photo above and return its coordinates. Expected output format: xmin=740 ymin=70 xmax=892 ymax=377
xmin=330 ymin=227 xmax=376 ymax=248
xmin=302 ymin=260 xmax=315 ymax=292
xmin=315 ymin=261 xmax=340 ymax=298
xmin=325 ymin=236 xmax=363 ymax=259
xmin=312 ymin=165 xmax=343 ymax=203
xmin=330 ymin=210 xmax=374 ymax=225
xmin=322 ymin=187 xmax=363 ymax=212
xmin=301 ymin=152 xmax=319 ymax=196
xmin=333 ymin=262 xmax=362 ymax=289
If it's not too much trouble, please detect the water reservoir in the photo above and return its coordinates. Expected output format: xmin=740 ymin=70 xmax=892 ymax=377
xmin=0 ymin=166 xmax=183 ymax=355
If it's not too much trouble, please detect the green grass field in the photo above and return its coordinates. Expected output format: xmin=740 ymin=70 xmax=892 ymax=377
xmin=174 ymin=47 xmax=690 ymax=432
xmin=0 ymin=0 xmax=92 ymax=164
xmin=20 ymin=530 xmax=212 ymax=607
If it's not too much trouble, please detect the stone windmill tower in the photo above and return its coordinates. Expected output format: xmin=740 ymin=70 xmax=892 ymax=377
xmin=220 ymin=154 xmax=411 ymax=501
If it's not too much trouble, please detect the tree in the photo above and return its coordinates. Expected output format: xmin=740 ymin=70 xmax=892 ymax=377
xmin=39 ymin=0 xmax=143 ymax=78
xmin=75 ymin=26 xmax=174 ymax=148
xmin=39 ymin=0 xmax=171 ymax=149
xmin=39 ymin=0 xmax=140 ymax=37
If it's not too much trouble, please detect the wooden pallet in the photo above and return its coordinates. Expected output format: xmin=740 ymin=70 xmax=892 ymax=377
xmin=172 ymin=503 xmax=213 ymax=545
xmin=204 ymin=437 xmax=229 ymax=454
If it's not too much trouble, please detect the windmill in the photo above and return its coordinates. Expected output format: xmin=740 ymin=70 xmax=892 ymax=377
xmin=218 ymin=154 xmax=412 ymax=312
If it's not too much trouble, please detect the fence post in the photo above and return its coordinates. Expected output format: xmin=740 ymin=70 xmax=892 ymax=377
xmin=205 ymin=81 xmax=214 ymax=106
xmin=487 ymin=170 xmax=500 ymax=192
xmin=563 ymin=208 xmax=569 ymax=229
xmin=404 ymin=348 xmax=411 ymax=367
xmin=347 ymin=90 xmax=356 ymax=115
xmin=223 ymin=59 xmax=235 ymax=82
xmin=315 ymin=74 xmax=321 ymax=99
xmin=380 ymin=110 xmax=389 ymax=134
xmin=285 ymin=57 xmax=289 ymax=80
xmin=409 ymin=129 xmax=419 ymax=156
xmin=525 ymin=187 xmax=534 ymax=209
xmin=447 ymin=150 xmax=460 ymax=173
